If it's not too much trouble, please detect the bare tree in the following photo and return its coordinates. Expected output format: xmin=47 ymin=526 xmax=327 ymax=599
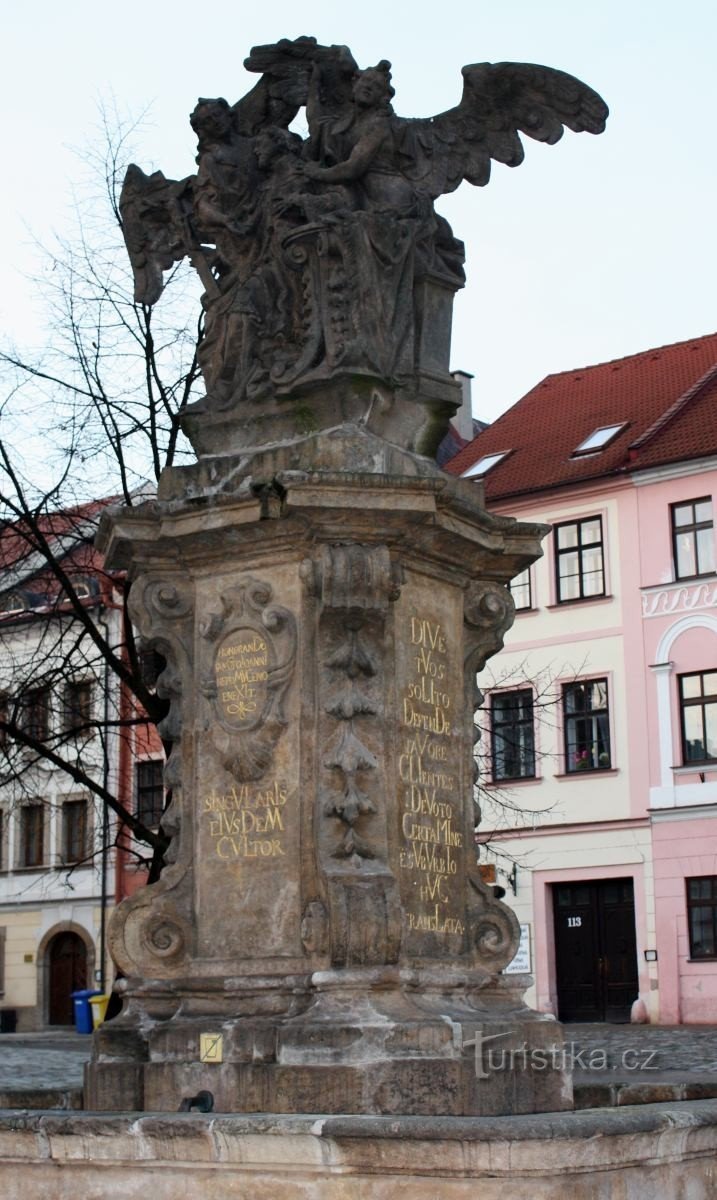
xmin=0 ymin=108 xmax=204 ymax=876
xmin=0 ymin=109 xmax=580 ymax=903
xmin=473 ymin=656 xmax=588 ymax=887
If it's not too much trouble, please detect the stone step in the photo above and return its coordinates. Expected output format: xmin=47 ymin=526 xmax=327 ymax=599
xmin=0 ymin=1088 xmax=83 ymax=1110
xmin=574 ymin=1077 xmax=717 ymax=1109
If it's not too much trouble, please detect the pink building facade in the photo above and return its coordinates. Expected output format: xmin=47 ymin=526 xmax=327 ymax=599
xmin=640 ymin=467 xmax=717 ymax=1022
xmin=448 ymin=334 xmax=717 ymax=1024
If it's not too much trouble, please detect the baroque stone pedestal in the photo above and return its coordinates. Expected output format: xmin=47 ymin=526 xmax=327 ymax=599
xmin=87 ymin=429 xmax=565 ymax=1116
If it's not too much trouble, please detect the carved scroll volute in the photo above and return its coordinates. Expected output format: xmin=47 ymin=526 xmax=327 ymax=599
xmin=463 ymin=580 xmax=521 ymax=972
xmin=464 ymin=581 xmax=515 ymax=675
xmin=107 ymin=575 xmax=196 ymax=978
xmin=307 ymin=544 xmax=404 ymax=967
xmin=199 ymin=577 xmax=297 ymax=782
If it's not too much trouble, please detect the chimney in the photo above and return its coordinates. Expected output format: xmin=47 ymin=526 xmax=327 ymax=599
xmin=451 ymin=371 xmax=474 ymax=442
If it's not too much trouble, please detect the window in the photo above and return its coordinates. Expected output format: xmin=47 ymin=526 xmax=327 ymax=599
xmin=20 ymin=803 xmax=45 ymax=868
xmin=0 ymin=591 xmax=27 ymax=615
xmin=136 ymin=759 xmax=165 ymax=828
xmin=20 ymin=688 xmax=49 ymax=742
xmin=686 ymin=876 xmax=717 ymax=959
xmin=139 ymin=646 xmax=165 ymax=692
xmin=460 ymin=451 xmax=510 ymax=479
xmin=63 ymin=681 xmax=93 ymax=733
xmin=563 ymin=679 xmax=611 ymax=772
xmin=0 ymin=810 xmax=4 ymax=871
xmin=572 ymin=423 xmax=626 ymax=455
xmin=491 ymin=690 xmax=535 ymax=781
xmin=509 ymin=568 xmax=532 ymax=611
xmin=68 ymin=576 xmax=97 ymax=600
xmin=61 ymin=799 xmax=89 ymax=864
xmin=671 ymin=498 xmax=715 ymax=580
xmin=679 ymin=671 xmax=717 ymax=764
xmin=554 ymin=517 xmax=605 ymax=602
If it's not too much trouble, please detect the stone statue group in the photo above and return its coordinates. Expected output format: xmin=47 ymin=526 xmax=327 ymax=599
xmin=121 ymin=36 xmax=607 ymax=415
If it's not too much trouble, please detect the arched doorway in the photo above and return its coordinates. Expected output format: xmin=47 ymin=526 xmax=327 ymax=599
xmin=47 ymin=931 xmax=87 ymax=1025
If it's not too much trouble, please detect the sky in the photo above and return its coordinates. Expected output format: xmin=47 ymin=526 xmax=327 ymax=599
xmin=2 ymin=0 xmax=716 ymax=423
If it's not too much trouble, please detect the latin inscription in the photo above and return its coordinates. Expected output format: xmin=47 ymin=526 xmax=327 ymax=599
xmin=215 ymin=629 xmax=269 ymax=729
xmin=398 ymin=616 xmax=464 ymax=937
xmin=202 ymin=780 xmax=288 ymax=861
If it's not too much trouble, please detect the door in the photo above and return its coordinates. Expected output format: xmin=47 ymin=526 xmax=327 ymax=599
xmin=48 ymin=931 xmax=87 ymax=1025
xmin=552 ymin=878 xmax=638 ymax=1022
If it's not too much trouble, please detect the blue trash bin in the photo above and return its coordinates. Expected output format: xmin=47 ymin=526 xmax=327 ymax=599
xmin=71 ymin=989 xmax=101 ymax=1035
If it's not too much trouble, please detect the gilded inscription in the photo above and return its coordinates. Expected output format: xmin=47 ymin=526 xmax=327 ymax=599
xmin=202 ymin=780 xmax=288 ymax=860
xmin=215 ymin=629 xmax=269 ymax=729
xmin=398 ymin=616 xmax=464 ymax=937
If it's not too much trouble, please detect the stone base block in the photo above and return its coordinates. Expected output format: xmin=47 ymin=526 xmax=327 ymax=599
xmin=2 ymin=1103 xmax=717 ymax=1198
xmin=86 ymin=1002 xmax=571 ymax=1117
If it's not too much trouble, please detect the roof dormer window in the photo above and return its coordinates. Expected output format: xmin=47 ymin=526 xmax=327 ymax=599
xmin=460 ymin=451 xmax=510 ymax=479
xmin=0 ymin=592 xmax=28 ymax=615
xmin=572 ymin=423 xmax=626 ymax=456
xmin=68 ymin=576 xmax=98 ymax=600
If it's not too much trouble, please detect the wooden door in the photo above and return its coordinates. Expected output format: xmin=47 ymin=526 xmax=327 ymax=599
xmin=48 ymin=932 xmax=87 ymax=1025
xmin=552 ymin=878 xmax=638 ymax=1022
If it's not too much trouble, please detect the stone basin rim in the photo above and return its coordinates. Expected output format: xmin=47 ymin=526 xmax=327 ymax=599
xmin=2 ymin=1098 xmax=717 ymax=1141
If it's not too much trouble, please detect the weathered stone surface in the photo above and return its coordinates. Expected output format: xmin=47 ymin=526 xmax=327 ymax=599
xmin=0 ymin=1088 xmax=82 ymax=1110
xmin=120 ymin=38 xmax=607 ymax=459
xmin=86 ymin=442 xmax=568 ymax=1115
xmin=1 ymin=1104 xmax=717 ymax=1198
xmin=92 ymin=35 xmax=609 ymax=1118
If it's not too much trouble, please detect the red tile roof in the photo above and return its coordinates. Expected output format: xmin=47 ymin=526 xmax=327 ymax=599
xmin=445 ymin=333 xmax=717 ymax=500
xmin=0 ymin=496 xmax=121 ymax=612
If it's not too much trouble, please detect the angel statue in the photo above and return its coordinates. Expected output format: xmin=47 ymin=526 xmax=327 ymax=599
xmin=120 ymin=37 xmax=607 ymax=458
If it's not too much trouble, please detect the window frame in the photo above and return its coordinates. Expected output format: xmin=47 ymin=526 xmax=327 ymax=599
xmin=63 ymin=680 xmax=93 ymax=734
xmin=135 ymin=759 xmax=165 ymax=830
xmin=508 ymin=567 xmax=533 ymax=612
xmin=60 ymin=798 xmax=90 ymax=865
xmin=19 ymin=802 xmax=45 ymax=869
xmin=553 ymin=516 xmax=606 ymax=604
xmin=571 ymin=423 xmax=627 ymax=456
xmin=671 ymin=497 xmax=715 ymax=582
xmin=490 ymin=688 xmax=536 ymax=782
xmin=0 ymin=591 xmax=28 ymax=615
xmin=678 ymin=670 xmax=717 ymax=765
xmin=460 ymin=451 xmax=511 ymax=479
xmin=562 ymin=677 xmax=612 ymax=774
xmin=20 ymin=687 xmax=49 ymax=743
xmin=686 ymin=875 xmax=717 ymax=960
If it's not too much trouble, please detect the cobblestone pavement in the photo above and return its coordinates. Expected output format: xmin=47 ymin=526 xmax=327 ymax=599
xmin=566 ymin=1023 xmax=717 ymax=1077
xmin=2 ymin=1024 xmax=717 ymax=1097
xmin=0 ymin=1033 xmax=89 ymax=1089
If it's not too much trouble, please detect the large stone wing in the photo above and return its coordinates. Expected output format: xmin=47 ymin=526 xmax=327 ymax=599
xmin=397 ymin=61 xmax=608 ymax=199
xmin=120 ymin=165 xmax=193 ymax=305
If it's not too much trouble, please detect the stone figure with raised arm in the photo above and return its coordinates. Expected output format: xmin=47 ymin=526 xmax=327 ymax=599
xmin=119 ymin=36 xmax=607 ymax=458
